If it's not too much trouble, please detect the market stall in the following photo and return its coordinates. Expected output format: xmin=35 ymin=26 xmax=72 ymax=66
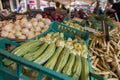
xmin=0 ymin=0 xmax=120 ymax=80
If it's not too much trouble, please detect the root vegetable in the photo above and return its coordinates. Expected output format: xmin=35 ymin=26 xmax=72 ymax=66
xmin=92 ymin=65 xmax=101 ymax=72
xmin=95 ymin=71 xmax=110 ymax=75
xmin=93 ymin=58 xmax=99 ymax=67
xmin=89 ymin=29 xmax=120 ymax=79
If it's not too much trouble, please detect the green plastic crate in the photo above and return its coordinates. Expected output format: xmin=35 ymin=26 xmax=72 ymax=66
xmin=31 ymin=21 xmax=107 ymax=80
xmin=64 ymin=17 xmax=87 ymax=27
xmin=0 ymin=21 xmax=107 ymax=80
xmin=32 ymin=21 xmax=90 ymax=46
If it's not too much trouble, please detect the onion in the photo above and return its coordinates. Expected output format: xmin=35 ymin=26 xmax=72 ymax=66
xmin=7 ymin=33 xmax=15 ymax=39
xmin=22 ymin=28 xmax=29 ymax=34
xmin=32 ymin=21 xmax=38 ymax=27
xmin=36 ymin=14 xmax=42 ymax=20
xmin=35 ymin=26 xmax=41 ymax=32
xmin=37 ymin=22 xmax=44 ymax=28
xmin=18 ymin=35 xmax=26 ymax=39
xmin=25 ymin=22 xmax=32 ymax=29
xmin=1 ymin=31 xmax=8 ymax=37
xmin=14 ymin=24 xmax=21 ymax=31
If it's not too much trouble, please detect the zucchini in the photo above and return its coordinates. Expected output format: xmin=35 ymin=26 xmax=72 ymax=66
xmin=44 ymin=46 xmax=63 ymax=69
xmin=54 ymin=47 xmax=70 ymax=72
xmin=34 ymin=43 xmax=56 ymax=65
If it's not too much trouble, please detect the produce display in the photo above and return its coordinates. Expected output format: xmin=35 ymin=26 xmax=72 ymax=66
xmin=88 ymin=15 xmax=117 ymax=31
xmin=63 ymin=20 xmax=85 ymax=31
xmin=89 ymin=28 xmax=120 ymax=79
xmin=1 ymin=10 xmax=120 ymax=80
xmin=42 ymin=11 xmax=64 ymax=22
xmin=63 ymin=16 xmax=120 ymax=79
xmin=0 ymin=14 xmax=51 ymax=40
xmin=72 ymin=18 xmax=84 ymax=22
xmin=3 ymin=32 xmax=89 ymax=80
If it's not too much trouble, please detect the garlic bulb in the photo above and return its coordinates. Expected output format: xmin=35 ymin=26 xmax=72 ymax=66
xmin=15 ymin=31 xmax=22 ymax=37
xmin=21 ymin=18 xmax=28 ymax=27
xmin=41 ymin=28 xmax=47 ymax=33
xmin=44 ymin=24 xmax=49 ymax=28
xmin=30 ymin=27 xmax=35 ymax=32
xmin=4 ymin=24 xmax=13 ymax=32
xmin=15 ymin=20 xmax=20 ymax=24
xmin=32 ymin=21 xmax=38 ymax=27
xmin=0 ymin=22 xmax=2 ymax=28
xmin=35 ymin=32 xmax=40 ymax=36
xmin=25 ymin=22 xmax=32 ymax=29
xmin=35 ymin=26 xmax=41 ymax=32
xmin=21 ymin=18 xmax=27 ymax=23
xmin=22 ymin=28 xmax=29 ymax=34
xmin=1 ymin=31 xmax=8 ymax=37
xmin=7 ymin=33 xmax=15 ymax=39
xmin=14 ymin=24 xmax=21 ymax=31
xmin=11 ymin=29 xmax=16 ymax=34
xmin=18 ymin=35 xmax=26 ymax=39
xmin=36 ymin=14 xmax=42 ymax=20
xmin=37 ymin=22 xmax=44 ymax=28
xmin=26 ymin=32 xmax=35 ymax=39
xmin=43 ymin=18 xmax=51 ymax=25
xmin=30 ymin=18 xmax=37 ymax=22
